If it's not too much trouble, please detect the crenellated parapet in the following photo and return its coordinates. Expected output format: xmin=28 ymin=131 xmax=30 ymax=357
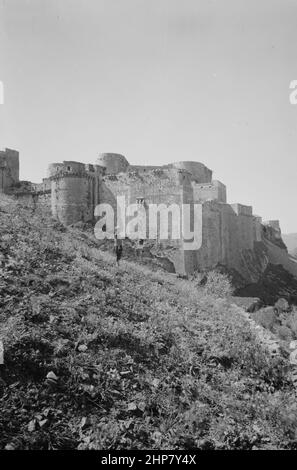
xmin=48 ymin=161 xmax=105 ymax=180
xmin=263 ymin=220 xmax=281 ymax=232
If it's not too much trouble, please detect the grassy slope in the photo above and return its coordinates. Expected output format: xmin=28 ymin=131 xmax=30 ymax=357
xmin=0 ymin=196 xmax=297 ymax=450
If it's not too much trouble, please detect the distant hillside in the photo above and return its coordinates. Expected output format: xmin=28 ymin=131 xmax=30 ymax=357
xmin=283 ymin=233 xmax=297 ymax=257
xmin=1 ymin=194 xmax=297 ymax=450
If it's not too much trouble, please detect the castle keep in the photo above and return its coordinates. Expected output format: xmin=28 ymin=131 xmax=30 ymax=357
xmin=3 ymin=149 xmax=297 ymax=281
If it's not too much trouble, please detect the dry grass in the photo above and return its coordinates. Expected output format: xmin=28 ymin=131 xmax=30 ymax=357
xmin=0 ymin=195 xmax=296 ymax=450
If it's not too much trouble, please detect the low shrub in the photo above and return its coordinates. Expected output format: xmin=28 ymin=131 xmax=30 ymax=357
xmin=204 ymin=270 xmax=234 ymax=299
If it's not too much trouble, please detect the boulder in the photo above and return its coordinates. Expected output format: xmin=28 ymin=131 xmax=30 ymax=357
xmin=230 ymin=297 xmax=263 ymax=313
xmin=275 ymin=298 xmax=291 ymax=313
xmin=252 ymin=307 xmax=279 ymax=332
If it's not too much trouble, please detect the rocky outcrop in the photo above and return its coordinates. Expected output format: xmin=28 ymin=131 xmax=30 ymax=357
xmin=235 ymin=264 xmax=297 ymax=305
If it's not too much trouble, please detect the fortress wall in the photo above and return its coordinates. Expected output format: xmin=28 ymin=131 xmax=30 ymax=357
xmin=253 ymin=216 xmax=263 ymax=242
xmin=100 ymin=170 xmax=239 ymax=276
xmin=129 ymin=165 xmax=162 ymax=173
xmin=197 ymin=202 xmax=238 ymax=271
xmin=192 ymin=180 xmax=226 ymax=203
xmin=213 ymin=181 xmax=227 ymax=203
xmin=169 ymin=161 xmax=212 ymax=183
xmin=219 ymin=203 xmax=240 ymax=267
xmin=229 ymin=203 xmax=254 ymax=251
xmin=190 ymin=201 xmax=255 ymax=277
xmin=11 ymin=177 xmax=52 ymax=209
xmin=100 ymin=170 xmax=190 ymax=274
xmin=192 ymin=182 xmax=214 ymax=202
xmin=195 ymin=202 xmax=222 ymax=270
xmin=47 ymin=163 xmax=65 ymax=178
xmin=102 ymin=170 xmax=186 ymax=242
xmin=128 ymin=170 xmax=190 ymax=242
xmin=231 ymin=203 xmax=253 ymax=216
xmin=99 ymin=177 xmax=130 ymax=230
xmin=36 ymin=192 xmax=51 ymax=208
xmin=49 ymin=161 xmax=86 ymax=177
xmin=177 ymin=175 xmax=199 ymax=274
xmin=236 ymin=212 xmax=254 ymax=250
xmin=35 ymin=178 xmax=52 ymax=192
xmin=13 ymin=188 xmax=52 ymax=212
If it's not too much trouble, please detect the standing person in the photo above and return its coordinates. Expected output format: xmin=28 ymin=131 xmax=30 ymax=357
xmin=32 ymin=192 xmax=38 ymax=213
xmin=114 ymin=233 xmax=123 ymax=267
xmin=135 ymin=238 xmax=144 ymax=259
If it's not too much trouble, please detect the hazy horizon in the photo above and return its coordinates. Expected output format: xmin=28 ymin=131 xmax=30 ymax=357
xmin=0 ymin=0 xmax=297 ymax=232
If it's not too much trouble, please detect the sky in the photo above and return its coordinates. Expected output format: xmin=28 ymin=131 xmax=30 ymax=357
xmin=0 ymin=0 xmax=297 ymax=232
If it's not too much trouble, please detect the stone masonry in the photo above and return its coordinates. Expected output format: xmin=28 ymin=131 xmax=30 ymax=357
xmin=4 ymin=150 xmax=297 ymax=280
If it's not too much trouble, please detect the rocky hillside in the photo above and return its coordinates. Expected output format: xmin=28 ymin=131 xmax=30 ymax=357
xmin=1 ymin=195 xmax=297 ymax=450
xmin=283 ymin=234 xmax=297 ymax=257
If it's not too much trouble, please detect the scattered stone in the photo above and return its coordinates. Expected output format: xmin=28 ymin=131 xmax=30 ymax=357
xmin=27 ymin=419 xmax=36 ymax=432
xmin=275 ymin=298 xmax=290 ymax=313
xmin=252 ymin=306 xmax=279 ymax=330
xmin=289 ymin=349 xmax=297 ymax=366
xmin=230 ymin=297 xmax=262 ymax=313
xmin=42 ymin=408 xmax=51 ymax=417
xmin=127 ymin=402 xmax=137 ymax=411
xmin=39 ymin=419 xmax=48 ymax=428
xmin=289 ymin=340 xmax=297 ymax=350
xmin=78 ymin=344 xmax=88 ymax=352
xmin=45 ymin=371 xmax=58 ymax=388
xmin=4 ymin=443 xmax=17 ymax=450
xmin=80 ymin=416 xmax=90 ymax=430
xmin=46 ymin=371 xmax=58 ymax=381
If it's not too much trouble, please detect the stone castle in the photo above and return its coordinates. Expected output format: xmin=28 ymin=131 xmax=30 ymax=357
xmin=1 ymin=148 xmax=297 ymax=281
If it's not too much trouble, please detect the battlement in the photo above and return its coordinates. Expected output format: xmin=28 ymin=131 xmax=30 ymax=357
xmin=192 ymin=179 xmax=227 ymax=203
xmin=263 ymin=220 xmax=281 ymax=231
xmin=231 ymin=203 xmax=253 ymax=216
xmin=95 ymin=155 xmax=213 ymax=184
xmin=47 ymin=161 xmax=105 ymax=179
xmin=103 ymin=165 xmax=193 ymax=190
xmin=168 ymin=161 xmax=212 ymax=183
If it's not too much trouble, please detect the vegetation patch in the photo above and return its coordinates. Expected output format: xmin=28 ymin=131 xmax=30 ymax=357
xmin=0 ymin=196 xmax=297 ymax=450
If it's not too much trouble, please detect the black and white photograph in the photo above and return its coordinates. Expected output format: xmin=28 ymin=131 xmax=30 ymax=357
xmin=1 ymin=0 xmax=297 ymax=458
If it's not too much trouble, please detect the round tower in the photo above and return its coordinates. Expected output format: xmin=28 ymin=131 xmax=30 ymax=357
xmin=49 ymin=161 xmax=98 ymax=225
xmin=96 ymin=153 xmax=129 ymax=175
